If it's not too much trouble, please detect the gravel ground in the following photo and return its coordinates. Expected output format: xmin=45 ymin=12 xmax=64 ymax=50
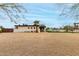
xmin=0 ymin=33 xmax=79 ymax=56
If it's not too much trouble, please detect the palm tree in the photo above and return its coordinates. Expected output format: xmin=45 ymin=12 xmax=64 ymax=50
xmin=33 ymin=20 xmax=40 ymax=32
xmin=33 ymin=20 xmax=40 ymax=25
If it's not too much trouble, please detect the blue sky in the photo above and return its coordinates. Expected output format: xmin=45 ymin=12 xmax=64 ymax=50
xmin=0 ymin=3 xmax=78 ymax=28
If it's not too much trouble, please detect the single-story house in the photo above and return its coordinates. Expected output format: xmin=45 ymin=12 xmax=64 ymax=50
xmin=2 ymin=28 xmax=13 ymax=32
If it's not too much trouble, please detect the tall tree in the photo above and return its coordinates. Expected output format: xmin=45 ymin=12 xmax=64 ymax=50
xmin=63 ymin=25 xmax=74 ymax=32
xmin=40 ymin=24 xmax=46 ymax=32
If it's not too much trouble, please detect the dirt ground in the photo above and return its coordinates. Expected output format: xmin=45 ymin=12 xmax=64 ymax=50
xmin=0 ymin=32 xmax=79 ymax=56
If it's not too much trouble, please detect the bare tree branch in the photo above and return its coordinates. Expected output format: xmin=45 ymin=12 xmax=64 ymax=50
xmin=0 ymin=3 xmax=27 ymax=24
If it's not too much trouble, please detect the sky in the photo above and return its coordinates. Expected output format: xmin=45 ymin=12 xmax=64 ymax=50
xmin=0 ymin=3 xmax=78 ymax=28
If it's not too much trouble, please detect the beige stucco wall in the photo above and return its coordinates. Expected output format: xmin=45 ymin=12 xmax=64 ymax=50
xmin=73 ymin=30 xmax=79 ymax=32
xmin=14 ymin=26 xmax=40 ymax=32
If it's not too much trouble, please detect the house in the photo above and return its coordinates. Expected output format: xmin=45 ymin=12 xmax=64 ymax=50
xmin=74 ymin=23 xmax=79 ymax=29
xmin=14 ymin=24 xmax=40 ymax=33
xmin=2 ymin=28 xmax=13 ymax=32
xmin=0 ymin=23 xmax=46 ymax=33
xmin=74 ymin=23 xmax=79 ymax=32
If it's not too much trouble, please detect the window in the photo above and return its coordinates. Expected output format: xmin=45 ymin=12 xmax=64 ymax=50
xmin=28 ymin=27 xmax=29 ymax=29
xmin=16 ymin=26 xmax=18 ymax=29
xmin=34 ymin=27 xmax=35 ymax=29
xmin=31 ymin=27 xmax=32 ymax=29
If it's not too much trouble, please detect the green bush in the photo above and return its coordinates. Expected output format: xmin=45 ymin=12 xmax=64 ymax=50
xmin=0 ymin=28 xmax=2 ymax=33
xmin=46 ymin=28 xmax=53 ymax=32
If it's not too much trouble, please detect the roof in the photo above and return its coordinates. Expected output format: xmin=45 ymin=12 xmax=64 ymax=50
xmin=74 ymin=23 xmax=79 ymax=24
xmin=15 ymin=24 xmax=39 ymax=27
xmin=3 ymin=28 xmax=13 ymax=29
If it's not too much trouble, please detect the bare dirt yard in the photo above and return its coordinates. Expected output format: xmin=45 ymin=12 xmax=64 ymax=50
xmin=0 ymin=33 xmax=79 ymax=56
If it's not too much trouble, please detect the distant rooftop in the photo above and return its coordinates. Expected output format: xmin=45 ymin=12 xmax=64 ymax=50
xmin=15 ymin=24 xmax=39 ymax=27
